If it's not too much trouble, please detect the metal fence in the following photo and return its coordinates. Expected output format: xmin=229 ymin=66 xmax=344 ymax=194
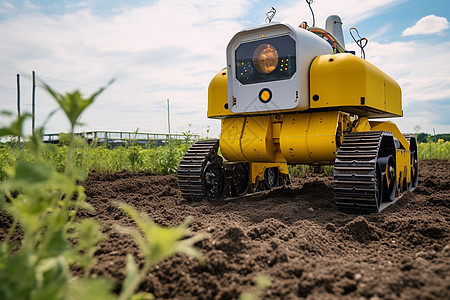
xmin=43 ymin=130 xmax=199 ymax=147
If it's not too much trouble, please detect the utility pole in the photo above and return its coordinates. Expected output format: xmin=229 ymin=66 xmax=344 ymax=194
xmin=17 ymin=74 xmax=20 ymax=143
xmin=16 ymin=74 xmax=20 ymax=118
xmin=167 ymin=98 xmax=171 ymax=137
xmin=32 ymin=70 xmax=36 ymax=133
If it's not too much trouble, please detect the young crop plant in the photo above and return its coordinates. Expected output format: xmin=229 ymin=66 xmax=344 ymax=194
xmin=114 ymin=202 xmax=207 ymax=300
xmin=0 ymin=83 xmax=207 ymax=299
xmin=0 ymin=86 xmax=109 ymax=299
xmin=239 ymin=274 xmax=271 ymax=300
xmin=150 ymin=140 xmax=193 ymax=175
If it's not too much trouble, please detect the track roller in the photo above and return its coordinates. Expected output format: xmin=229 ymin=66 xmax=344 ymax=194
xmin=333 ymin=131 xmax=398 ymax=213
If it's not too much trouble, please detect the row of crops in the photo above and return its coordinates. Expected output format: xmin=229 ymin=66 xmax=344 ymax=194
xmin=2 ymin=140 xmax=446 ymax=177
xmin=417 ymin=139 xmax=450 ymax=160
xmin=1 ymin=133 xmax=449 ymax=182
xmin=0 ymin=85 xmax=215 ymax=300
xmin=0 ymin=141 xmax=193 ymax=181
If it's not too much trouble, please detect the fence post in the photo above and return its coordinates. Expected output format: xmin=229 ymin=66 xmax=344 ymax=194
xmin=32 ymin=70 xmax=36 ymax=133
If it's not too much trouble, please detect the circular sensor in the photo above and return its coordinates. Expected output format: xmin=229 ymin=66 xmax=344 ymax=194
xmin=252 ymin=44 xmax=278 ymax=74
xmin=259 ymin=88 xmax=272 ymax=103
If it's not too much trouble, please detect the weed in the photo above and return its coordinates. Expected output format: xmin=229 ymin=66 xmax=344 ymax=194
xmin=0 ymin=83 xmax=205 ymax=299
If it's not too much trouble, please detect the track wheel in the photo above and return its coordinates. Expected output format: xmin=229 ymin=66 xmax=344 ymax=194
xmin=230 ymin=163 xmax=249 ymax=197
xmin=203 ymin=158 xmax=225 ymax=200
xmin=378 ymin=155 xmax=396 ymax=201
xmin=407 ymin=136 xmax=418 ymax=190
xmin=410 ymin=152 xmax=418 ymax=189
xmin=264 ymin=167 xmax=279 ymax=189
xmin=375 ymin=162 xmax=383 ymax=210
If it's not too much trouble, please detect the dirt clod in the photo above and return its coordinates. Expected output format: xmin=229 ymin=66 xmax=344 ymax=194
xmin=1 ymin=160 xmax=449 ymax=299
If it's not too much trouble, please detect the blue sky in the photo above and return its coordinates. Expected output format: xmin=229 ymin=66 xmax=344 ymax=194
xmin=0 ymin=0 xmax=449 ymax=138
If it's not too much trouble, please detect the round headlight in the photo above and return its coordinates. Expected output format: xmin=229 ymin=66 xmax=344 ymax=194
xmin=252 ymin=44 xmax=279 ymax=74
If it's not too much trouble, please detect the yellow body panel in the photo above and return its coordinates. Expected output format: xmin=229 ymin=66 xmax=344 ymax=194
xmin=219 ymin=117 xmax=247 ymax=161
xmin=395 ymin=149 xmax=411 ymax=193
xmin=310 ymin=53 xmax=402 ymax=118
xmin=249 ymin=162 xmax=289 ymax=184
xmin=280 ymin=111 xmax=340 ymax=163
xmin=370 ymin=121 xmax=409 ymax=150
xmin=208 ymin=70 xmax=234 ymax=118
xmin=220 ymin=111 xmax=342 ymax=164
xmin=241 ymin=116 xmax=276 ymax=162
xmin=353 ymin=117 xmax=371 ymax=132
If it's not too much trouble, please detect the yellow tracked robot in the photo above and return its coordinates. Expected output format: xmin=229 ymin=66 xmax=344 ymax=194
xmin=177 ymin=14 xmax=418 ymax=214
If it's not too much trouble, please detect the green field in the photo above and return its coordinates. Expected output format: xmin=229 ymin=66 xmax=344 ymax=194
xmin=1 ymin=138 xmax=448 ymax=182
xmin=417 ymin=140 xmax=450 ymax=160
xmin=0 ymin=140 xmax=192 ymax=181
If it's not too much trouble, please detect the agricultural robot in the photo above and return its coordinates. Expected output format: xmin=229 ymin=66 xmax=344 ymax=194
xmin=177 ymin=12 xmax=418 ymax=214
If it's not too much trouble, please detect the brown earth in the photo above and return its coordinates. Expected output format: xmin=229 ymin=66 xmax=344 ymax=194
xmin=1 ymin=160 xmax=449 ymax=299
xmin=77 ymin=159 xmax=450 ymax=299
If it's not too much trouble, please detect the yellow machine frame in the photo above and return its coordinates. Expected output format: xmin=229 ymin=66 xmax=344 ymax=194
xmin=202 ymin=48 xmax=416 ymax=212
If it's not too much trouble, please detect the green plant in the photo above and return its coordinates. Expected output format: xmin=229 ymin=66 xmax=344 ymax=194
xmin=322 ymin=165 xmax=334 ymax=177
xmin=0 ymin=83 xmax=206 ymax=299
xmin=0 ymin=87 xmax=107 ymax=299
xmin=150 ymin=140 xmax=192 ymax=175
xmin=289 ymin=165 xmax=310 ymax=178
xmin=114 ymin=203 xmax=206 ymax=300
xmin=182 ymin=123 xmax=195 ymax=143
xmin=128 ymin=145 xmax=143 ymax=172
xmin=418 ymin=140 xmax=450 ymax=160
xmin=239 ymin=274 xmax=271 ymax=300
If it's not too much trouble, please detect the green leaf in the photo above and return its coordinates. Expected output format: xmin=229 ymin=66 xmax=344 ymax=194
xmin=116 ymin=202 xmax=207 ymax=266
xmin=256 ymin=274 xmax=271 ymax=290
xmin=32 ymin=256 xmax=70 ymax=300
xmin=130 ymin=292 xmax=154 ymax=300
xmin=67 ymin=220 xmax=105 ymax=268
xmin=0 ymin=111 xmax=31 ymax=138
xmin=67 ymin=277 xmax=115 ymax=300
xmin=42 ymin=80 xmax=113 ymax=130
xmin=13 ymin=161 xmax=53 ymax=185
xmin=119 ymin=254 xmax=141 ymax=300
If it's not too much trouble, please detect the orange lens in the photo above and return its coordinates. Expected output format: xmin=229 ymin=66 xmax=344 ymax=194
xmin=252 ymin=44 xmax=278 ymax=74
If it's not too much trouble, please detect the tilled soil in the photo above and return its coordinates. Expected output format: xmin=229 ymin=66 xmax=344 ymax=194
xmin=77 ymin=159 xmax=450 ymax=299
xmin=1 ymin=160 xmax=449 ymax=299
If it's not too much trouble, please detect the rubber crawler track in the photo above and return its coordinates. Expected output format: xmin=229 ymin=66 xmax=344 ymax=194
xmin=176 ymin=139 xmax=220 ymax=201
xmin=334 ymin=131 xmax=397 ymax=214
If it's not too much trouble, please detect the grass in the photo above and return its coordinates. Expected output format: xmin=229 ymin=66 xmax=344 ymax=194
xmin=288 ymin=164 xmax=334 ymax=178
xmin=418 ymin=140 xmax=450 ymax=160
xmin=0 ymin=140 xmax=193 ymax=181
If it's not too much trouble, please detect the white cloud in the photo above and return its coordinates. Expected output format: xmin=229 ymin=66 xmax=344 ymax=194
xmin=0 ymin=0 xmax=448 ymax=137
xmin=0 ymin=0 xmax=14 ymax=13
xmin=23 ymin=1 xmax=39 ymax=11
xmin=0 ymin=0 xmax=252 ymax=137
xmin=402 ymin=15 xmax=449 ymax=36
xmin=361 ymin=39 xmax=450 ymax=133
xmin=277 ymin=0 xmax=405 ymax=29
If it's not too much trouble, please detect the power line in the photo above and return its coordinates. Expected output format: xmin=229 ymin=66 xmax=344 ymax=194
xmin=0 ymin=71 xmax=17 ymax=77
xmin=37 ymin=73 xmax=138 ymax=95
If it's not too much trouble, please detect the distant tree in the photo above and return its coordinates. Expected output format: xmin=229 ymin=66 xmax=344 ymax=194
xmin=416 ymin=132 xmax=429 ymax=143
xmin=436 ymin=134 xmax=450 ymax=142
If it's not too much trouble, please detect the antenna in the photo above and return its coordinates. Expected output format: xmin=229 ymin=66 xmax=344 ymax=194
xmin=350 ymin=27 xmax=368 ymax=59
xmin=265 ymin=7 xmax=276 ymax=23
xmin=306 ymin=0 xmax=315 ymax=27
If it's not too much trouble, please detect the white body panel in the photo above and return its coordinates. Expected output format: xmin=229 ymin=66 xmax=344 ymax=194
xmin=226 ymin=23 xmax=332 ymax=114
xmin=325 ymin=15 xmax=345 ymax=48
